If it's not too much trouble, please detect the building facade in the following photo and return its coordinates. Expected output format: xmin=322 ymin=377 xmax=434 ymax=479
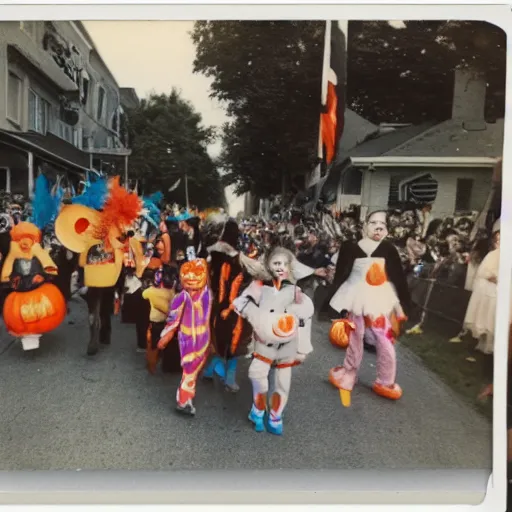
xmin=0 ymin=20 xmax=134 ymax=196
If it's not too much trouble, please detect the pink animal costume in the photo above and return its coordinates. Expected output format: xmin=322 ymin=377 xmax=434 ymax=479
xmin=158 ymin=259 xmax=212 ymax=416
xmin=326 ymin=211 xmax=410 ymax=405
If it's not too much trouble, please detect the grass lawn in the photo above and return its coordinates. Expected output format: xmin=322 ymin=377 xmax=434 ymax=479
xmin=399 ymin=317 xmax=493 ymax=421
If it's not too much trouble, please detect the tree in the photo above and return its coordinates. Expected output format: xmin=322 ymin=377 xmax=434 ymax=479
xmin=126 ymin=89 xmax=226 ymax=208
xmin=192 ymin=21 xmax=325 ymax=198
xmin=347 ymin=20 xmax=506 ymax=124
xmin=192 ymin=20 xmax=506 ymax=199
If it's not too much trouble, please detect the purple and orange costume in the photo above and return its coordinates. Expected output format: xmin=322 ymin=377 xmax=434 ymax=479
xmin=159 ymin=258 xmax=212 ymax=415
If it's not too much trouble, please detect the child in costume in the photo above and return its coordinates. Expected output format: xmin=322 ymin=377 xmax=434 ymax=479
xmin=324 ymin=210 xmax=410 ymax=407
xmin=232 ymin=246 xmax=314 ymax=435
xmin=1 ymin=221 xmax=66 ymax=351
xmin=121 ymin=193 xmax=163 ymax=352
xmin=143 ymin=259 xmax=177 ymax=374
xmin=55 ymin=176 xmax=142 ymax=356
xmin=203 ymin=214 xmax=268 ymax=391
xmin=157 ymin=257 xmax=212 ymax=416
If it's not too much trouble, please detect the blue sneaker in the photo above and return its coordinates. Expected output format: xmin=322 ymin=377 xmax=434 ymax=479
xmin=248 ymin=404 xmax=265 ymax=432
xmin=267 ymin=415 xmax=283 ymax=435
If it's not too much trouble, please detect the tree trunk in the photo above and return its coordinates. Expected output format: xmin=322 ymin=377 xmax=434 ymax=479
xmin=281 ymin=171 xmax=287 ymax=198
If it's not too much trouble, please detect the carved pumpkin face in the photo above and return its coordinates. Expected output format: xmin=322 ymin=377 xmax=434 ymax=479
xmin=179 ymin=258 xmax=207 ymax=291
xmin=365 ymin=262 xmax=388 ymax=286
xmin=329 ymin=318 xmax=356 ymax=349
xmin=3 ymin=283 xmax=66 ymax=336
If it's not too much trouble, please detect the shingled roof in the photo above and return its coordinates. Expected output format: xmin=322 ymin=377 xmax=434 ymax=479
xmin=382 ymin=118 xmax=504 ymax=158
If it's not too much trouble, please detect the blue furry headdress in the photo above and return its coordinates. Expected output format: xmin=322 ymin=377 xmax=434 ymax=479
xmin=30 ymin=173 xmax=62 ymax=230
xmin=71 ymin=174 xmax=108 ymax=211
xmin=142 ymin=191 xmax=163 ymax=228
xmin=167 ymin=211 xmax=192 ymax=222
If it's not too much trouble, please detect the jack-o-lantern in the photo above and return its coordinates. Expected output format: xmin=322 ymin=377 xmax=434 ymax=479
xmin=179 ymin=258 xmax=208 ymax=291
xmin=4 ymin=282 xmax=66 ymax=336
xmin=1 ymin=221 xmax=66 ymax=338
xmin=365 ymin=262 xmax=388 ymax=286
xmin=329 ymin=318 xmax=356 ymax=349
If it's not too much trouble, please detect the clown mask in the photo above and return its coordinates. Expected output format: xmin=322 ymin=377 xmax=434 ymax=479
xmin=365 ymin=212 xmax=388 ymax=242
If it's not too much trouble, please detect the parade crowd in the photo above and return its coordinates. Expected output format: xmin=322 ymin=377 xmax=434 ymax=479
xmin=0 ymin=172 xmax=501 ymax=435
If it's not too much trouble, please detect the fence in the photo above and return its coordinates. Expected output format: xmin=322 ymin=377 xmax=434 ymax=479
xmin=407 ymin=275 xmax=472 ymax=336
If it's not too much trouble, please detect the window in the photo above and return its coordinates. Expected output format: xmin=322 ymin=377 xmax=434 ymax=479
xmin=342 ymin=168 xmax=362 ymax=195
xmin=20 ymin=21 xmax=37 ymax=39
xmin=80 ymin=71 xmax=90 ymax=106
xmin=7 ymin=72 xmax=22 ymax=124
xmin=96 ymin=86 xmax=105 ymax=121
xmin=455 ymin=178 xmax=474 ymax=212
xmin=56 ymin=120 xmax=73 ymax=143
xmin=111 ymin=106 xmax=121 ymax=134
xmin=73 ymin=128 xmax=83 ymax=149
xmin=388 ymin=172 xmax=438 ymax=207
xmin=28 ymin=90 xmax=50 ymax=134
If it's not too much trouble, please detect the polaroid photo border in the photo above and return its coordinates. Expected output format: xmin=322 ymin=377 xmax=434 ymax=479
xmin=0 ymin=1 xmax=508 ymax=510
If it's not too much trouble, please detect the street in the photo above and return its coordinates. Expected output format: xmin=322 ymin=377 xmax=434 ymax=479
xmin=0 ymin=296 xmax=491 ymax=471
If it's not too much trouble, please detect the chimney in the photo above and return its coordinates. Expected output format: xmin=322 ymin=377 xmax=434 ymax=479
xmin=451 ymin=67 xmax=487 ymax=130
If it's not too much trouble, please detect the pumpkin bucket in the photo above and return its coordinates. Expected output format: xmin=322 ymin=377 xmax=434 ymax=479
xmin=21 ymin=334 xmax=41 ymax=351
xmin=329 ymin=318 xmax=356 ymax=349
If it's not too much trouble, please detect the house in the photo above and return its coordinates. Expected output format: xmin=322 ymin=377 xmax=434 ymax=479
xmin=0 ymin=20 xmax=134 ymax=197
xmin=322 ymin=67 xmax=504 ymax=220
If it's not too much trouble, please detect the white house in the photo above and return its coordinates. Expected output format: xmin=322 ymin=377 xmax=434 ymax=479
xmin=322 ymin=67 xmax=504 ymax=220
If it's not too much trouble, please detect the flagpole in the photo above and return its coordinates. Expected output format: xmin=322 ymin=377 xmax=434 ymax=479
xmin=307 ymin=20 xmax=331 ymax=189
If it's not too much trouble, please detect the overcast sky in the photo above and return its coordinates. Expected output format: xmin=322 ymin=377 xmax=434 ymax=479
xmin=83 ymin=21 xmax=228 ymax=158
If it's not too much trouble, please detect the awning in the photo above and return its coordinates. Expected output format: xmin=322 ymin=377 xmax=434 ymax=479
xmin=0 ymin=129 xmax=91 ymax=172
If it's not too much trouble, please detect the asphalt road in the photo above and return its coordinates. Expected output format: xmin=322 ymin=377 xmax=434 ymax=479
xmin=0 ymin=296 xmax=491 ymax=471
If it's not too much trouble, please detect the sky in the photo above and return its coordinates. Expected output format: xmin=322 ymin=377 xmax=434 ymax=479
xmin=83 ymin=21 xmax=228 ymax=159
xmin=83 ymin=20 xmax=404 ymax=214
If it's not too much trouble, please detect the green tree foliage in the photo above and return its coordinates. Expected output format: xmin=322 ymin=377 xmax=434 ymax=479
xmin=192 ymin=21 xmax=325 ymax=198
xmin=126 ymin=89 xmax=226 ymax=208
xmin=192 ymin=20 xmax=505 ymax=199
xmin=348 ymin=20 xmax=506 ymax=124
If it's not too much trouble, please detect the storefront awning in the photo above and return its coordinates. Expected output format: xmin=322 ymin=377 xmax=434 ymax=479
xmin=0 ymin=129 xmax=91 ymax=172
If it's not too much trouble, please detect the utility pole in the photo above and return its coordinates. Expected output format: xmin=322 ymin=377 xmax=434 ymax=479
xmin=185 ymin=172 xmax=190 ymax=211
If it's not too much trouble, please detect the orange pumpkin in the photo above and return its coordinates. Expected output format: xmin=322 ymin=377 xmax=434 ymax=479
xmin=3 ymin=283 xmax=66 ymax=336
xmin=179 ymin=258 xmax=208 ymax=291
xmin=365 ymin=262 xmax=388 ymax=286
xmin=329 ymin=318 xmax=356 ymax=349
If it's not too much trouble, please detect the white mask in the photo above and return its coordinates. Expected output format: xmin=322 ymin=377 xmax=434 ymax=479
xmin=365 ymin=212 xmax=388 ymax=242
xmin=269 ymin=254 xmax=290 ymax=281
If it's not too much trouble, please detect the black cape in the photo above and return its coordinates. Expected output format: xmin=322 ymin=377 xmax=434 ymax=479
xmin=209 ymin=246 xmax=253 ymax=359
xmin=320 ymin=239 xmax=411 ymax=317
